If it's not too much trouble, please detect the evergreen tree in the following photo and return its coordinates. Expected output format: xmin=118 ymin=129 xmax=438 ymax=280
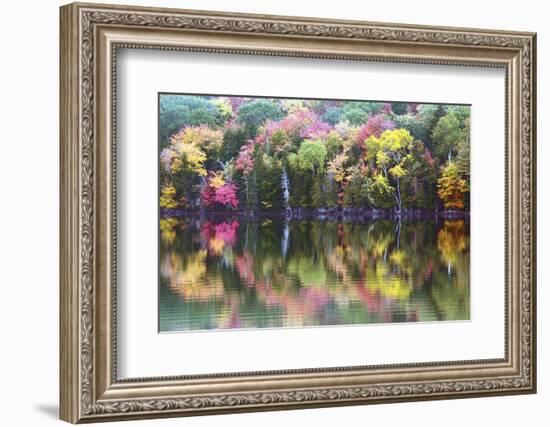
xmin=324 ymin=174 xmax=339 ymax=208
xmin=456 ymin=118 xmax=470 ymax=181
xmin=311 ymin=174 xmax=326 ymax=208
xmin=256 ymin=153 xmax=284 ymax=210
xmin=222 ymin=127 xmax=247 ymax=161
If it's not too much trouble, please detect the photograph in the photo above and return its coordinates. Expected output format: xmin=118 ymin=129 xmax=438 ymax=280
xmin=158 ymin=94 xmax=471 ymax=332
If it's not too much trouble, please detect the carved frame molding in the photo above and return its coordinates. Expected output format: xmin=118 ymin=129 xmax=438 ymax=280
xmin=60 ymin=2 xmax=536 ymax=423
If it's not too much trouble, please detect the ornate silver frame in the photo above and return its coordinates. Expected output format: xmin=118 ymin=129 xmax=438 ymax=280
xmin=60 ymin=2 xmax=536 ymax=423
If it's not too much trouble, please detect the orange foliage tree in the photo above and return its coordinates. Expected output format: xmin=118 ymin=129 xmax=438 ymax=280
xmin=437 ymin=161 xmax=468 ymax=209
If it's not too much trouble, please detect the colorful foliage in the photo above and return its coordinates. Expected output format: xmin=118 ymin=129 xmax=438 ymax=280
xmin=437 ymin=162 xmax=468 ymax=209
xmin=214 ymin=182 xmax=239 ymax=208
xmin=159 ymin=95 xmax=470 ymax=212
xmin=160 ymin=183 xmax=179 ymax=209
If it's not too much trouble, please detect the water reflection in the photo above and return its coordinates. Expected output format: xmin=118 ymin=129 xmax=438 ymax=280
xmin=159 ymin=217 xmax=470 ymax=332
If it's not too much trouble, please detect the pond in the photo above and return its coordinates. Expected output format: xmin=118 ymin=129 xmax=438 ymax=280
xmin=159 ymin=216 xmax=470 ymax=332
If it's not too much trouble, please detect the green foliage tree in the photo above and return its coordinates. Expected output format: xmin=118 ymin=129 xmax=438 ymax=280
xmin=323 ymin=174 xmax=339 ymax=208
xmin=455 ymin=118 xmax=470 ymax=181
xmin=417 ymin=104 xmax=447 ymax=150
xmin=392 ymin=113 xmax=428 ymax=144
xmin=367 ymin=173 xmax=395 ymax=208
xmin=268 ymin=129 xmax=293 ymax=157
xmin=322 ymin=107 xmax=343 ymax=125
xmin=286 ymin=153 xmax=305 ymax=208
xmin=311 ymin=174 xmax=326 ymax=208
xmin=396 ymin=140 xmax=437 ymax=209
xmin=431 ymin=112 xmax=463 ymax=162
xmin=237 ymin=99 xmax=283 ymax=134
xmin=391 ymin=102 xmax=408 ymax=115
xmin=221 ymin=127 xmax=247 ymax=161
xmin=447 ymin=105 xmax=471 ymax=124
xmin=299 ymin=171 xmax=313 ymax=208
xmin=212 ymin=98 xmax=233 ymax=126
xmin=341 ymin=102 xmax=383 ymax=126
xmin=159 ymin=95 xmax=219 ymax=147
xmin=343 ymin=167 xmax=368 ymax=207
xmin=255 ymin=152 xmax=284 ymax=210
xmin=297 ymin=140 xmax=327 ymax=173
xmin=171 ymin=162 xmax=201 ymax=209
xmin=284 ymin=154 xmax=313 ymax=209
xmin=342 ymin=105 xmax=369 ymax=126
xmin=325 ymin=131 xmax=344 ymax=159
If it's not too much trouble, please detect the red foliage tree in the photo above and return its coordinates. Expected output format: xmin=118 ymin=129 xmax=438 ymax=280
xmin=214 ymin=183 xmax=239 ymax=208
xmin=201 ymin=185 xmax=215 ymax=207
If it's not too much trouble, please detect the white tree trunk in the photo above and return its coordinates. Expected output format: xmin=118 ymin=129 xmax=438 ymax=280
xmin=281 ymin=165 xmax=290 ymax=206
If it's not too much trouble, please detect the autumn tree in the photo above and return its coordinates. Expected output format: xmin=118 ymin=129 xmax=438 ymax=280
xmin=214 ymin=183 xmax=239 ymax=208
xmin=201 ymin=172 xmax=239 ymax=209
xmin=170 ymin=126 xmax=223 ymax=167
xmin=365 ymin=128 xmax=415 ymax=212
xmin=437 ymin=162 xmax=468 ymax=209
xmin=158 ymin=95 xmax=471 ymax=213
xmin=160 ymin=183 xmax=179 ymax=209
xmin=234 ymin=143 xmax=256 ymax=208
xmin=327 ymin=152 xmax=348 ymax=185
xmin=160 ymin=128 xmax=210 ymax=208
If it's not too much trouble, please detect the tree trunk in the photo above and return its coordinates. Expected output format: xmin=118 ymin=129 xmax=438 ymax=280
xmin=281 ymin=165 xmax=290 ymax=207
xmin=394 ymin=178 xmax=402 ymax=213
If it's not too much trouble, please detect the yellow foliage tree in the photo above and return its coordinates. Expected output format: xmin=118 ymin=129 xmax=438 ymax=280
xmin=208 ymin=171 xmax=226 ymax=189
xmin=171 ymin=126 xmax=223 ymax=157
xmin=437 ymin=162 xmax=468 ymax=209
xmin=366 ymin=128 xmax=415 ymax=211
xmin=160 ymin=184 xmax=179 ymax=209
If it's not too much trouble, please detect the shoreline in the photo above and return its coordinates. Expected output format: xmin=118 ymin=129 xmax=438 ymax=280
xmin=161 ymin=207 xmax=469 ymax=221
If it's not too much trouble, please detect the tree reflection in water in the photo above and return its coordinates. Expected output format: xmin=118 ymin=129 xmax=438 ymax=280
xmin=159 ymin=217 xmax=469 ymax=331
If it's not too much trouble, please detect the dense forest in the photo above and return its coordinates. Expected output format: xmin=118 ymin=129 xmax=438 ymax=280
xmin=159 ymin=95 xmax=470 ymax=215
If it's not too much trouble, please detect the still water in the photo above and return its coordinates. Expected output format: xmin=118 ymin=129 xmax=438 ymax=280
xmin=159 ymin=216 xmax=470 ymax=332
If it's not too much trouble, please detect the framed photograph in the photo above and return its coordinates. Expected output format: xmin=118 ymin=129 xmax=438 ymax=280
xmin=60 ymin=2 xmax=537 ymax=423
